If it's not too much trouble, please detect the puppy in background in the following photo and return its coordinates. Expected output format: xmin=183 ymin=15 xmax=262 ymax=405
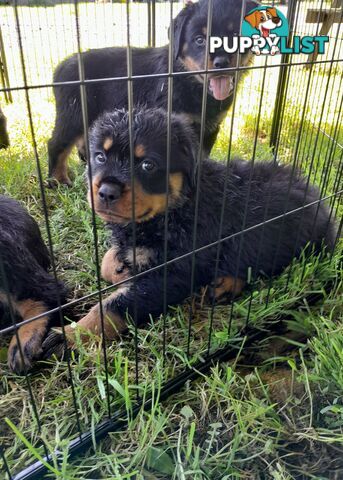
xmin=48 ymin=0 xmax=258 ymax=185
xmin=43 ymin=107 xmax=335 ymax=352
xmin=0 ymin=196 xmax=68 ymax=374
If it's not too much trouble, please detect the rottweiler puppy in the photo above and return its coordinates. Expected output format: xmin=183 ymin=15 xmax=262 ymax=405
xmin=0 ymin=196 xmax=67 ymax=373
xmin=48 ymin=0 xmax=258 ymax=185
xmin=43 ymin=107 xmax=335 ymax=351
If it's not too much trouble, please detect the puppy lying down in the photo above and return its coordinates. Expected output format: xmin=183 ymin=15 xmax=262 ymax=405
xmin=0 ymin=195 xmax=68 ymax=373
xmin=43 ymin=107 xmax=335 ymax=356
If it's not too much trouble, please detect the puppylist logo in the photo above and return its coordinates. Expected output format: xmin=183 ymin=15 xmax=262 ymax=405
xmin=210 ymin=5 xmax=329 ymax=56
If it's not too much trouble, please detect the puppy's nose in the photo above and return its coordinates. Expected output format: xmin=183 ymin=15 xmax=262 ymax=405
xmin=98 ymin=182 xmax=122 ymax=205
xmin=213 ymin=56 xmax=229 ymax=69
xmin=272 ymin=16 xmax=280 ymax=24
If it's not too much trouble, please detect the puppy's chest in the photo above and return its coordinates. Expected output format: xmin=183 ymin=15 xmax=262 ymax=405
xmin=110 ymin=221 xmax=192 ymax=273
xmin=157 ymin=79 xmax=230 ymax=131
xmin=176 ymin=102 xmax=228 ymax=134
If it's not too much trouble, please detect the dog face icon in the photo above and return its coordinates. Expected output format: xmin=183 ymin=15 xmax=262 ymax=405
xmin=244 ymin=8 xmax=282 ymax=37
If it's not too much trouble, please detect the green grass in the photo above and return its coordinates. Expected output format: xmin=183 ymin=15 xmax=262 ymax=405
xmin=0 ymin=3 xmax=343 ymax=479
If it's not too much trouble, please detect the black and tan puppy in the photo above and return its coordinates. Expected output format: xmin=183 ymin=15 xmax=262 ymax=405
xmin=0 ymin=196 xmax=67 ymax=373
xmin=48 ymin=0 xmax=258 ymax=185
xmin=44 ymin=108 xmax=335 ymax=350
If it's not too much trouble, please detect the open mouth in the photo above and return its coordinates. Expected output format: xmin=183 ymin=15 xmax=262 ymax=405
xmin=261 ymin=26 xmax=270 ymax=38
xmin=208 ymin=75 xmax=234 ymax=101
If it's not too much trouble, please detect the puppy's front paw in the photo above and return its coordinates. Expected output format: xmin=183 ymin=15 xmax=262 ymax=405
xmin=101 ymin=247 xmax=130 ymax=285
xmin=47 ymin=174 xmax=73 ymax=189
xmin=42 ymin=326 xmax=74 ymax=361
xmin=206 ymin=276 xmax=245 ymax=304
xmin=8 ymin=330 xmax=44 ymax=374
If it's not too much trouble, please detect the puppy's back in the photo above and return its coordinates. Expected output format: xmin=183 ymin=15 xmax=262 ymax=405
xmin=213 ymin=159 xmax=337 ymax=280
xmin=0 ymin=195 xmax=51 ymax=273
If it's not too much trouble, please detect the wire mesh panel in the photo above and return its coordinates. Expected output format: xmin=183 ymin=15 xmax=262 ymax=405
xmin=0 ymin=0 xmax=342 ymax=478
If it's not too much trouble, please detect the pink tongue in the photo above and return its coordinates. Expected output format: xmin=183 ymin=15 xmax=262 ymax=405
xmin=262 ymin=27 xmax=269 ymax=38
xmin=209 ymin=76 xmax=232 ymax=101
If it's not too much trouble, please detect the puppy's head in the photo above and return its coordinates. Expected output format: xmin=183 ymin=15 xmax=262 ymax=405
xmin=173 ymin=0 xmax=259 ymax=101
xmin=88 ymin=108 xmax=198 ymax=224
xmin=245 ymin=7 xmax=282 ymax=34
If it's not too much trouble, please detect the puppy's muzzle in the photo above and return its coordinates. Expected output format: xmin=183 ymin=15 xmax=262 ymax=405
xmin=213 ymin=56 xmax=229 ymax=70
xmin=98 ymin=181 xmax=123 ymax=207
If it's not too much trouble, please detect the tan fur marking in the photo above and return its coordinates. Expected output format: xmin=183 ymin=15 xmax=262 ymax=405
xmin=182 ymin=42 xmax=188 ymax=55
xmin=89 ymin=173 xmax=184 ymax=224
xmin=52 ymin=146 xmax=73 ymax=185
xmin=182 ymin=56 xmax=202 ymax=72
xmin=103 ymin=137 xmax=113 ymax=151
xmin=89 ymin=171 xmax=184 ymax=224
xmin=75 ymin=136 xmax=85 ymax=152
xmin=101 ymin=247 xmax=129 ymax=284
xmin=8 ymin=299 xmax=50 ymax=373
xmin=62 ymin=287 xmax=130 ymax=345
xmin=207 ymin=57 xmax=214 ymax=70
xmin=169 ymin=172 xmax=183 ymax=200
xmin=0 ymin=291 xmax=10 ymax=305
xmin=213 ymin=276 xmax=245 ymax=299
xmin=202 ymin=27 xmax=207 ymax=36
xmin=88 ymin=173 xmax=101 ymax=209
xmin=134 ymin=144 xmax=146 ymax=158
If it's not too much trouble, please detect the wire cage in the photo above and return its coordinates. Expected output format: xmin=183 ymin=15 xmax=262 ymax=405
xmin=0 ymin=0 xmax=342 ymax=478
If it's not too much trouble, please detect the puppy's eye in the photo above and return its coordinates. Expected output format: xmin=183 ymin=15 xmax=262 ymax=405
xmin=141 ymin=160 xmax=155 ymax=172
xmin=195 ymin=35 xmax=206 ymax=47
xmin=95 ymin=153 xmax=106 ymax=164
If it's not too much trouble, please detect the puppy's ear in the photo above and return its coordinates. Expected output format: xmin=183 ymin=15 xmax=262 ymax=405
xmin=171 ymin=2 xmax=196 ymax=60
xmin=244 ymin=10 xmax=259 ymax=29
xmin=177 ymin=142 xmax=198 ymax=190
xmin=267 ymin=7 xmax=278 ymax=17
xmin=174 ymin=115 xmax=199 ymax=189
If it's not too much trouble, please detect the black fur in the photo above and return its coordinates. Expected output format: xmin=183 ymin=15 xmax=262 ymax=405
xmin=87 ymin=107 xmax=336 ymax=326
xmin=48 ymin=0 xmax=258 ymax=184
xmin=0 ymin=195 xmax=67 ymax=373
xmin=0 ymin=105 xmax=9 ymax=149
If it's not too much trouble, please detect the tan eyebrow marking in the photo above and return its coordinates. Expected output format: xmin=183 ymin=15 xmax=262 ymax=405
xmin=103 ymin=137 xmax=113 ymax=151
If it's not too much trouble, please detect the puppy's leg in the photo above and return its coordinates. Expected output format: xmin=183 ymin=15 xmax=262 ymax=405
xmin=48 ymin=118 xmax=82 ymax=186
xmin=208 ymin=276 xmax=245 ymax=303
xmin=48 ymin=141 xmax=74 ymax=187
xmin=43 ymin=267 xmax=192 ymax=355
xmin=76 ymin=136 xmax=87 ymax=163
xmin=42 ymin=285 xmax=129 ymax=357
xmin=8 ymin=299 xmax=52 ymax=374
xmin=101 ymin=247 xmax=130 ymax=285
xmin=101 ymin=246 xmax=156 ymax=285
xmin=70 ymin=287 xmax=129 ymax=342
